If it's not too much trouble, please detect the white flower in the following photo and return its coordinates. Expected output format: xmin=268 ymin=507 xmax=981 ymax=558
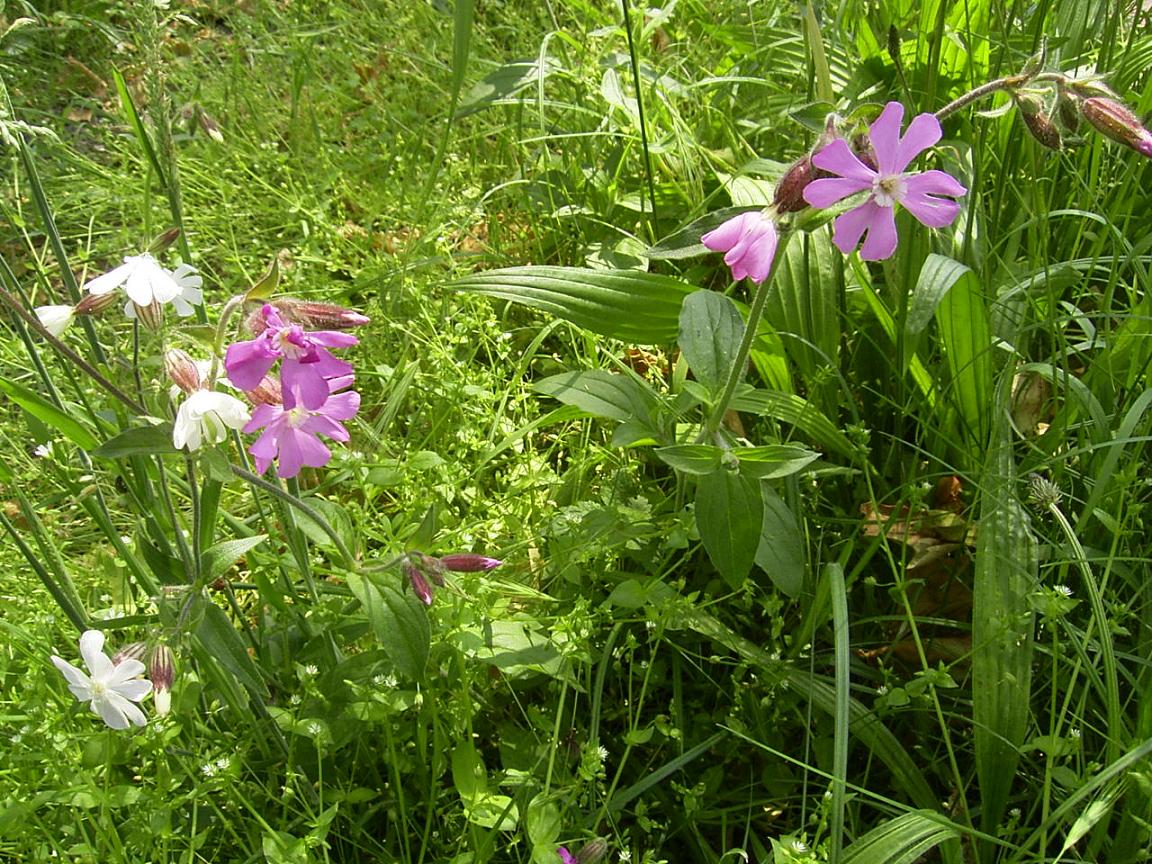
xmin=85 ymin=253 xmax=182 ymax=307
xmin=34 ymin=304 xmax=75 ymax=337
xmin=51 ymin=630 xmax=152 ymax=729
xmin=122 ymin=261 xmax=204 ymax=321
xmin=173 ymin=390 xmax=251 ymax=451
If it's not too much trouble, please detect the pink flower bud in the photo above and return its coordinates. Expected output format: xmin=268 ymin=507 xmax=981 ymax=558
xmin=131 ymin=299 xmax=164 ymax=331
xmin=74 ymin=291 xmax=120 ymax=317
xmin=1081 ymin=97 xmax=1152 ymax=158
xmin=272 ymin=298 xmax=370 ymax=330
xmin=112 ymin=641 xmax=147 ymax=665
xmin=438 ymin=553 xmax=503 ymax=572
xmin=245 ymin=375 xmax=284 ymax=406
xmin=576 ymin=839 xmax=608 ymax=864
xmin=165 ymin=348 xmax=203 ymax=394
xmin=1016 ymin=95 xmax=1062 ymax=150
xmin=772 ymin=156 xmax=818 ymax=213
xmin=403 ymin=562 xmax=434 ymax=606
xmin=149 ymin=644 xmax=175 ymax=716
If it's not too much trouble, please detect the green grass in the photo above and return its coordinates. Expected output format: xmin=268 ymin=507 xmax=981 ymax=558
xmin=0 ymin=0 xmax=1151 ymax=862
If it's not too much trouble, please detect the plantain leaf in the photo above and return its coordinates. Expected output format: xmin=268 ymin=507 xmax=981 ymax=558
xmin=933 ymin=255 xmax=993 ymax=447
xmin=535 ymin=369 xmax=659 ymax=424
xmin=841 ymin=810 xmax=961 ymax=864
xmin=453 ymin=266 xmax=696 ymax=344
xmin=0 ymin=376 xmax=98 ymax=450
xmin=731 ymin=388 xmax=855 ymax=458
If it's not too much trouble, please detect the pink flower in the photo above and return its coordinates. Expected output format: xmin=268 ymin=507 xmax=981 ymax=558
xmin=701 ymin=210 xmax=779 ymax=283
xmin=244 ymin=377 xmax=360 ymax=479
xmin=803 ymin=102 xmax=967 ymax=261
xmin=439 ymin=553 xmax=503 ymax=572
xmin=558 ymin=849 xmax=576 ymax=864
xmin=225 ymin=305 xmax=358 ymax=409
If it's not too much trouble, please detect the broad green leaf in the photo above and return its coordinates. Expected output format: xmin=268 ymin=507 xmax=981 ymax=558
xmin=730 ymin=388 xmax=855 ymax=459
xmin=525 ymin=794 xmax=562 ymax=846
xmin=451 ymin=741 xmax=488 ymax=799
xmin=194 ymin=601 xmax=267 ymax=696
xmin=201 ymin=535 xmax=266 ymax=585
xmin=654 ymin=444 xmax=724 ymax=475
xmin=754 ymin=485 xmax=805 ymax=597
xmin=92 ymin=423 xmax=177 ymax=459
xmin=464 ymin=794 xmax=519 ymax=830
xmin=934 ymin=255 xmax=993 ymax=447
xmin=0 ymin=376 xmax=98 ymax=450
xmin=737 ymin=444 xmax=819 ymax=479
xmin=262 ymin=831 xmax=309 ymax=864
xmin=696 ymin=470 xmax=761 ymax=588
xmin=535 ymin=370 xmax=658 ymax=424
xmin=678 ymin=290 xmax=745 ymax=394
xmin=453 ymin=266 xmax=695 ymax=344
xmin=972 ymin=378 xmax=1037 ymax=835
xmin=456 ymin=57 xmax=561 ymax=117
xmin=347 ymin=573 xmax=430 ymax=681
xmin=841 ymin=810 xmax=961 ymax=864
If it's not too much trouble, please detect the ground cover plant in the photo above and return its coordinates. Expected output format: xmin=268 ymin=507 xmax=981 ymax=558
xmin=0 ymin=0 xmax=1151 ymax=862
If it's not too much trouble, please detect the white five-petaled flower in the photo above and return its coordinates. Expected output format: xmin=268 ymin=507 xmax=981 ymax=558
xmin=84 ymin=254 xmax=204 ymax=318
xmin=173 ymin=390 xmax=252 ymax=451
xmin=51 ymin=630 xmax=152 ymax=729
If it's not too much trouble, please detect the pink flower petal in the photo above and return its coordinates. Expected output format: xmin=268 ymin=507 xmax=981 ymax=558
xmin=301 ymin=413 xmax=352 ymax=443
xmin=803 ymin=175 xmax=873 ymax=209
xmin=810 ymin=139 xmax=876 ymax=183
xmin=725 ymin=221 xmax=778 ymax=282
xmin=869 ymin=102 xmax=906 ymax=175
xmin=904 ymin=169 xmax=967 ymax=198
xmin=894 ymin=112 xmax=943 ymax=173
xmin=857 ymin=206 xmax=899 ymax=261
xmin=901 ymin=192 xmax=962 ymax=229
xmin=226 ymin=340 xmax=278 ymax=390
xmin=702 ymin=212 xmax=754 ymax=252
xmin=830 ymin=201 xmax=879 ymax=255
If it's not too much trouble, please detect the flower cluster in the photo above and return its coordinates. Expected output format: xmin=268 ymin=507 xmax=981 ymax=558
xmin=84 ymin=253 xmax=204 ymax=326
xmin=225 ymin=302 xmax=366 ymax=478
xmin=402 ymin=551 xmax=503 ymax=605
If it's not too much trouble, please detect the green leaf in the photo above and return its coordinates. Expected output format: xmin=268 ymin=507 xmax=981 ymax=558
xmin=841 ymin=810 xmax=961 ymax=864
xmin=456 ymin=57 xmax=560 ymax=118
xmin=525 ymin=794 xmax=562 ymax=846
xmin=737 ymin=444 xmax=819 ymax=479
xmin=347 ymin=573 xmax=430 ymax=681
xmin=201 ymin=536 xmax=266 ymax=586
xmin=730 ymin=388 xmax=856 ymax=459
xmin=754 ymin=485 xmax=805 ymax=597
xmin=678 ymin=290 xmax=745 ymax=394
xmin=451 ymin=742 xmax=488 ymax=799
xmin=92 ymin=423 xmax=177 ymax=459
xmin=933 ymin=255 xmax=993 ymax=446
xmin=194 ymin=601 xmax=267 ymax=696
xmin=453 ymin=266 xmax=696 ymax=344
xmin=696 ymin=470 xmax=762 ymax=589
xmin=535 ymin=370 xmax=659 ymax=424
xmin=654 ymin=444 xmax=724 ymax=475
xmin=0 ymin=376 xmax=98 ymax=450
xmin=646 ymin=207 xmax=759 ymax=260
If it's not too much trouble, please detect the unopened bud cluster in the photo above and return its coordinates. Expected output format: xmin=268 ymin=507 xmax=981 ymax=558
xmin=402 ymin=550 xmax=503 ymax=606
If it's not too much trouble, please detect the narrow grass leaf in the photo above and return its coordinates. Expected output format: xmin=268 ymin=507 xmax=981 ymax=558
xmin=828 ymin=563 xmax=849 ymax=863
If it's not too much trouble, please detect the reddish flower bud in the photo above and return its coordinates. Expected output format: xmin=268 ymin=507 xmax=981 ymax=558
xmin=403 ymin=561 xmax=434 ymax=606
xmin=74 ymin=291 xmax=120 ymax=317
xmin=773 ymin=156 xmax=817 ymax=213
xmin=165 ymin=348 xmax=203 ymax=394
xmin=272 ymin=298 xmax=370 ymax=330
xmin=1016 ymin=95 xmax=1062 ymax=150
xmin=131 ymin=299 xmax=164 ymax=331
xmin=438 ymin=553 xmax=503 ymax=572
xmin=1081 ymin=97 xmax=1152 ymax=158
xmin=112 ymin=641 xmax=147 ymax=665
xmin=245 ymin=375 xmax=283 ymax=406
xmin=576 ymin=839 xmax=608 ymax=864
xmin=147 ymin=227 xmax=182 ymax=255
xmin=149 ymin=644 xmax=175 ymax=716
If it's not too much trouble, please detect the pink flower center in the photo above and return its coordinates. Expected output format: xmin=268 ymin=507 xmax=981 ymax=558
xmin=872 ymin=173 xmax=907 ymax=208
xmin=286 ymin=406 xmax=309 ymax=429
xmin=275 ymin=326 xmax=311 ymax=361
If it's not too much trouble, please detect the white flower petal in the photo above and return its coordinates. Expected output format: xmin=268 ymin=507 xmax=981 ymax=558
xmin=93 ymin=693 xmax=131 ymax=729
xmin=51 ymin=655 xmax=92 ymax=692
xmin=107 ymin=657 xmax=146 ymax=685
xmin=83 ymin=260 xmax=132 ymax=296
xmin=113 ymin=678 xmax=152 ymax=702
xmin=79 ymin=630 xmax=114 ymax=679
xmin=35 ymin=305 xmax=75 ymax=337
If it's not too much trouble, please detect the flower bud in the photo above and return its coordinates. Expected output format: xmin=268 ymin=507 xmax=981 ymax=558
xmin=165 ymin=348 xmax=203 ymax=394
xmin=414 ymin=553 xmax=447 ymax=587
xmin=147 ymin=227 xmax=182 ymax=255
xmin=130 ymin=299 xmax=164 ymax=331
xmin=576 ymin=839 xmax=608 ymax=864
xmin=1015 ymin=95 xmax=1062 ymax=150
xmin=245 ymin=375 xmax=284 ymax=406
xmin=272 ymin=298 xmax=370 ymax=330
xmin=198 ymin=110 xmax=225 ymax=143
xmin=438 ymin=553 xmax=503 ymax=572
xmin=403 ymin=561 xmax=434 ymax=606
xmin=1080 ymin=97 xmax=1152 ymax=158
xmin=149 ymin=644 xmax=175 ymax=716
xmin=112 ymin=641 xmax=147 ymax=665
xmin=34 ymin=304 xmax=76 ymax=337
xmin=773 ymin=156 xmax=817 ymax=213
xmin=74 ymin=291 xmax=120 ymax=317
